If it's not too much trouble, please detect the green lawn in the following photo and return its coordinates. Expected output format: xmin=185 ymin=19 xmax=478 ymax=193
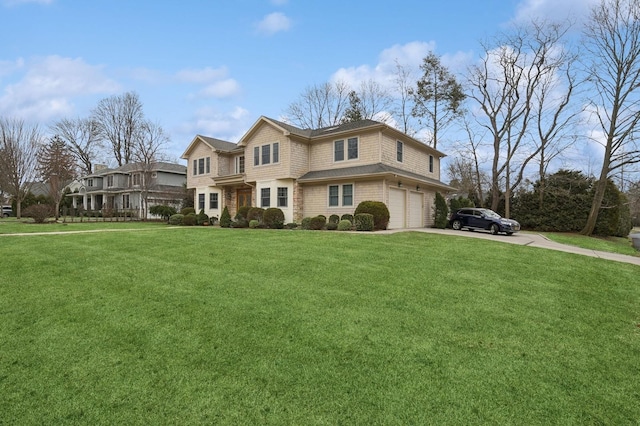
xmin=1 ymin=227 xmax=639 ymax=424
xmin=539 ymin=231 xmax=640 ymax=257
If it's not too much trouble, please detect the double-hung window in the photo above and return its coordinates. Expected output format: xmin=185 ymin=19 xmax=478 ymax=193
xmin=334 ymin=138 xmax=358 ymax=161
xmin=347 ymin=137 xmax=358 ymax=160
xmin=198 ymin=193 xmax=205 ymax=210
xmin=328 ymin=184 xmax=353 ymax=207
xmin=397 ymin=141 xmax=403 ymax=162
xmin=193 ymin=157 xmax=211 ymax=175
xmin=107 ymin=175 xmax=114 ymax=187
xmin=272 ymin=143 xmax=279 ymax=163
xmin=254 ymin=143 xmax=280 ymax=166
xmin=209 ymin=193 xmax=218 ymax=209
xmin=334 ymin=140 xmax=344 ymax=162
xmin=429 ymin=155 xmax=434 ymax=173
xmin=261 ymin=145 xmax=271 ymax=165
xmin=261 ymin=188 xmax=271 ymax=208
xmin=133 ymin=174 xmax=141 ymax=186
xmin=236 ymin=155 xmax=245 ymax=174
xmin=277 ymin=187 xmax=288 ymax=207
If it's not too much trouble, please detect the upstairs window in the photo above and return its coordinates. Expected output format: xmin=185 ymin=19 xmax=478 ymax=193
xmin=236 ymin=156 xmax=245 ymax=174
xmin=107 ymin=175 xmax=114 ymax=187
xmin=273 ymin=142 xmax=279 ymax=164
xmin=334 ymin=140 xmax=344 ymax=162
xmin=262 ymin=145 xmax=271 ymax=165
xmin=429 ymin=155 xmax=434 ymax=173
xmin=254 ymin=147 xmax=260 ymax=166
xmin=194 ymin=157 xmax=211 ymax=175
xmin=133 ymin=174 xmax=141 ymax=186
xmin=254 ymin=143 xmax=280 ymax=166
xmin=347 ymin=137 xmax=358 ymax=160
xmin=397 ymin=141 xmax=403 ymax=162
xmin=334 ymin=137 xmax=358 ymax=162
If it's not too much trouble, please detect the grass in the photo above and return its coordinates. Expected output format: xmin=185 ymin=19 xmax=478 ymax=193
xmin=0 ymin=217 xmax=167 ymax=234
xmin=1 ymin=227 xmax=639 ymax=424
xmin=539 ymin=230 xmax=640 ymax=257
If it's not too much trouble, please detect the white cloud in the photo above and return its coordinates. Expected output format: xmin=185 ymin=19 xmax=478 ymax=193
xmin=180 ymin=105 xmax=252 ymax=142
xmin=199 ymin=79 xmax=241 ymax=99
xmin=176 ymin=66 xmax=228 ymax=84
xmin=0 ymin=55 xmax=120 ymax=122
xmin=256 ymin=12 xmax=291 ymax=35
xmin=512 ymin=0 xmax=597 ymax=24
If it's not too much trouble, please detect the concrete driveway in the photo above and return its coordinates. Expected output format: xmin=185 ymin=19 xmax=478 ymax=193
xmin=383 ymin=227 xmax=640 ymax=266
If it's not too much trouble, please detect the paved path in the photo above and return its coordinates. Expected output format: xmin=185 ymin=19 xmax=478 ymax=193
xmin=379 ymin=228 xmax=640 ymax=267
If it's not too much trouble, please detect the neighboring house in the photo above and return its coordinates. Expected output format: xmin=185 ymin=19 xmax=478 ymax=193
xmin=181 ymin=116 xmax=455 ymax=229
xmin=67 ymin=162 xmax=187 ymax=219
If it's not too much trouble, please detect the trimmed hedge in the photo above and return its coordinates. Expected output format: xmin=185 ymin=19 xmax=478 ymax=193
xmin=169 ymin=214 xmax=184 ymax=225
xmin=263 ymin=208 xmax=285 ymax=229
xmin=247 ymin=207 xmax=265 ymax=223
xmin=309 ymin=216 xmax=326 ymax=230
xmin=341 ymin=213 xmax=354 ymax=223
xmin=354 ymin=213 xmax=374 ymax=231
xmin=354 ymin=201 xmax=389 ymax=230
xmin=220 ymin=206 xmax=232 ymax=228
xmin=338 ymin=219 xmax=353 ymax=231
xmin=183 ymin=213 xmax=197 ymax=226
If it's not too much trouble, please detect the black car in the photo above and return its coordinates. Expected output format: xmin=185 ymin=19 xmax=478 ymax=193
xmin=449 ymin=208 xmax=520 ymax=235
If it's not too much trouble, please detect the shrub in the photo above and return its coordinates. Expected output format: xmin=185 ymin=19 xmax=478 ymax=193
xmin=354 ymin=201 xmax=390 ymax=230
xmin=449 ymin=196 xmax=474 ymax=213
xmin=338 ymin=219 xmax=353 ymax=231
xmin=180 ymin=207 xmax=196 ymax=216
xmin=183 ymin=213 xmax=197 ymax=226
xmin=328 ymin=214 xmax=340 ymax=224
xmin=235 ymin=206 xmax=251 ymax=221
xmin=23 ymin=204 xmax=52 ymax=223
xmin=232 ymin=218 xmax=249 ymax=228
xmin=354 ymin=213 xmax=374 ymax=231
xmin=249 ymin=219 xmax=260 ymax=229
xmin=220 ymin=206 xmax=232 ymax=228
xmin=326 ymin=222 xmax=338 ymax=230
xmin=149 ymin=205 xmax=177 ymax=221
xmin=309 ymin=216 xmax=326 ymax=230
xmin=196 ymin=209 xmax=209 ymax=225
xmin=263 ymin=208 xmax=285 ymax=229
xmin=247 ymin=207 xmax=265 ymax=223
xmin=168 ymin=214 xmax=184 ymax=225
xmin=286 ymin=222 xmax=298 ymax=229
xmin=301 ymin=217 xmax=312 ymax=230
xmin=433 ymin=192 xmax=449 ymax=229
xmin=341 ymin=213 xmax=354 ymax=223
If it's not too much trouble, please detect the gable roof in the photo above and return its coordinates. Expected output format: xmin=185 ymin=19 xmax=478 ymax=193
xmin=181 ymin=134 xmax=238 ymax=158
xmin=85 ymin=161 xmax=186 ymax=177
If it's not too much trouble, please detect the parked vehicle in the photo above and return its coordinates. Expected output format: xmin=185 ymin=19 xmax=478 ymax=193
xmin=2 ymin=205 xmax=12 ymax=218
xmin=449 ymin=208 xmax=520 ymax=235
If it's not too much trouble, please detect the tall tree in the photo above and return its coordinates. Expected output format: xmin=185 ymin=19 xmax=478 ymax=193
xmin=391 ymin=60 xmax=418 ymax=136
xmin=0 ymin=118 xmax=42 ymax=219
xmin=581 ymin=0 xmax=640 ymax=235
xmin=411 ymin=52 xmax=465 ymax=149
xmin=50 ymin=117 xmax=101 ymax=175
xmin=285 ymin=81 xmax=350 ymax=128
xmin=341 ymin=91 xmax=364 ymax=123
xmin=37 ymin=135 xmax=77 ymax=219
xmin=133 ymin=120 xmax=169 ymax=219
xmin=92 ymin=91 xmax=145 ymax=166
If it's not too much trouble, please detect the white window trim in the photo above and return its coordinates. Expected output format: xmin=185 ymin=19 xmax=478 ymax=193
xmin=328 ymin=183 xmax=354 ymax=208
xmin=334 ymin=137 xmax=359 ymax=163
xmin=397 ymin=141 xmax=403 ymax=163
xmin=254 ymin=143 xmax=280 ymax=167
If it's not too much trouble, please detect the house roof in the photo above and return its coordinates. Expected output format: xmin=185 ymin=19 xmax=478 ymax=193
xmin=180 ymin=134 xmax=238 ymax=158
xmin=85 ymin=161 xmax=186 ymax=178
xmin=297 ymin=162 xmax=457 ymax=191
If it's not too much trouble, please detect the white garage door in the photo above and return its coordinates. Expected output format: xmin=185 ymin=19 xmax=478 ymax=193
xmin=388 ymin=187 xmax=406 ymax=229
xmin=409 ymin=191 xmax=424 ymax=228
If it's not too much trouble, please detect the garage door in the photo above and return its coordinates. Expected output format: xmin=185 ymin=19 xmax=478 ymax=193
xmin=409 ymin=191 xmax=424 ymax=228
xmin=388 ymin=187 xmax=406 ymax=229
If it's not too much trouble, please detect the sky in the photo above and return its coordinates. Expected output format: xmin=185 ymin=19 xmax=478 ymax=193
xmin=0 ymin=0 xmax=599 ymax=168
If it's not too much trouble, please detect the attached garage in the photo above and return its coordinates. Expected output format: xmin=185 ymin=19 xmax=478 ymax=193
xmin=408 ymin=191 xmax=424 ymax=228
xmin=388 ymin=187 xmax=406 ymax=229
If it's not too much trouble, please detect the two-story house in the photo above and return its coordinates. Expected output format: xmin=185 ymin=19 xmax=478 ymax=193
xmin=181 ymin=116 xmax=455 ymax=229
xmin=67 ymin=161 xmax=187 ymax=218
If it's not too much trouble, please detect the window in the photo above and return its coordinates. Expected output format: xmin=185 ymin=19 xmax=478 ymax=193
xmin=205 ymin=157 xmax=210 ymax=174
xmin=192 ymin=160 xmax=197 ymax=176
xmin=329 ymin=184 xmax=354 ymax=207
xmin=123 ymin=194 xmax=130 ymax=209
xmin=198 ymin=193 xmax=205 ymax=210
xmin=87 ymin=178 xmax=94 ymax=187
xmin=254 ymin=147 xmax=260 ymax=166
xmin=193 ymin=157 xmax=210 ymax=175
xmin=335 ymin=138 xmax=358 ymax=161
xmin=209 ymin=193 xmax=218 ymax=209
xmin=236 ymin=155 xmax=245 ymax=174
xmin=261 ymin=145 xmax=271 ymax=165
xmin=198 ymin=158 xmax=205 ymax=175
xmin=277 ymin=187 xmax=288 ymax=207
xmin=107 ymin=175 xmax=114 ymax=187
xmin=397 ymin=141 xmax=403 ymax=162
xmin=334 ymin=140 xmax=344 ymax=162
xmin=429 ymin=155 xmax=434 ymax=173
xmin=347 ymin=137 xmax=358 ymax=160
xmin=273 ymin=143 xmax=279 ymax=164
xmin=133 ymin=174 xmax=141 ymax=186
xmin=261 ymin=188 xmax=271 ymax=208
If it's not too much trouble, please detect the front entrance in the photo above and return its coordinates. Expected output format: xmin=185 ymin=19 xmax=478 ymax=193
xmin=237 ymin=189 xmax=251 ymax=210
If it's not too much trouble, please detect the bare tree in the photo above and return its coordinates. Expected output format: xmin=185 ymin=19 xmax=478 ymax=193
xmin=467 ymin=20 xmax=574 ymax=216
xmin=581 ymin=0 xmax=640 ymax=235
xmin=357 ymin=79 xmax=393 ymax=121
xmin=92 ymin=91 xmax=145 ymax=166
xmin=50 ymin=117 xmax=101 ymax=175
xmin=133 ymin=120 xmax=169 ymax=219
xmin=37 ymin=135 xmax=77 ymax=220
xmin=284 ymin=81 xmax=352 ymax=128
xmin=391 ymin=60 xmax=418 ymax=136
xmin=412 ymin=52 xmax=466 ymax=150
xmin=0 ymin=118 xmax=42 ymax=218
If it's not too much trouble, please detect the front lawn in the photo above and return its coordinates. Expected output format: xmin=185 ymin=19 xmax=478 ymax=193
xmin=1 ymin=228 xmax=638 ymax=424
xmin=540 ymin=231 xmax=640 ymax=257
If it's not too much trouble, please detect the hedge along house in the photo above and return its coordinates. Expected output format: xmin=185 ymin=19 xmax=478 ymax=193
xmin=181 ymin=116 xmax=455 ymax=229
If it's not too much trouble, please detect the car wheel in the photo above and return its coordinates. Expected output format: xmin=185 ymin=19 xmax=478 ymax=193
xmin=452 ymin=220 xmax=462 ymax=230
xmin=506 ymin=232 xmax=513 ymax=236
xmin=490 ymin=224 xmax=499 ymax=235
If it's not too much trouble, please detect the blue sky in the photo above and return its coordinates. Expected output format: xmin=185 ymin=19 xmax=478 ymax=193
xmin=0 ymin=0 xmax=597 ymax=164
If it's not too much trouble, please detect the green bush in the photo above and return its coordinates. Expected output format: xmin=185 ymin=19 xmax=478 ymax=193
xmin=247 ymin=207 xmax=265 ymax=223
xmin=23 ymin=204 xmax=52 ymax=223
xmin=338 ymin=219 xmax=353 ymax=231
xmin=263 ymin=208 xmax=285 ymax=229
xmin=286 ymin=222 xmax=298 ymax=229
xmin=168 ymin=214 xmax=184 ymax=225
xmin=220 ymin=206 xmax=231 ymax=228
xmin=149 ymin=205 xmax=177 ymax=221
xmin=328 ymin=214 xmax=340 ymax=224
xmin=354 ymin=201 xmax=390 ymax=230
xmin=326 ymin=222 xmax=338 ymax=230
xmin=180 ymin=207 xmax=196 ymax=216
xmin=309 ymin=216 xmax=326 ymax=230
xmin=433 ymin=192 xmax=449 ymax=229
xmin=341 ymin=213 xmax=354 ymax=223
xmin=196 ymin=209 xmax=209 ymax=225
xmin=232 ymin=218 xmax=249 ymax=228
xmin=354 ymin=213 xmax=374 ymax=231
xmin=235 ymin=206 xmax=251 ymax=221
xmin=249 ymin=220 xmax=260 ymax=229
xmin=183 ymin=213 xmax=197 ymax=226
xmin=449 ymin=196 xmax=474 ymax=213
xmin=301 ymin=217 xmax=312 ymax=230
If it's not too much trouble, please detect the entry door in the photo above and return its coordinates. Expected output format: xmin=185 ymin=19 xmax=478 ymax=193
xmin=237 ymin=189 xmax=251 ymax=210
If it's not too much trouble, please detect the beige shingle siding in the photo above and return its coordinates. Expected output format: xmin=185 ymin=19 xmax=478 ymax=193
xmin=380 ymin=134 xmax=440 ymax=180
xmin=290 ymin=139 xmax=310 ymax=177
xmin=308 ymin=130 xmax=381 ymax=172
xmin=186 ymin=143 xmax=214 ymax=189
xmin=245 ymin=124 xmax=291 ymax=182
xmin=301 ymin=180 xmax=383 ymax=218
